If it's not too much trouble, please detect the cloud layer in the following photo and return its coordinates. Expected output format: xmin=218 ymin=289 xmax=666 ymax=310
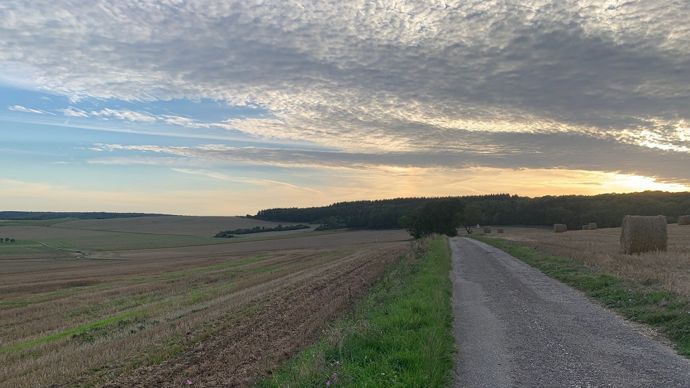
xmin=1 ymin=0 xmax=689 ymax=185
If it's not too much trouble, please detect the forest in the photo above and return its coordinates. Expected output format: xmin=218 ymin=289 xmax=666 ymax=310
xmin=253 ymin=191 xmax=690 ymax=235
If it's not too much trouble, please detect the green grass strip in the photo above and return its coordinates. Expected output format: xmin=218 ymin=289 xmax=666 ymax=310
xmin=0 ymin=310 xmax=143 ymax=354
xmin=474 ymin=236 xmax=690 ymax=357
xmin=260 ymin=235 xmax=454 ymax=387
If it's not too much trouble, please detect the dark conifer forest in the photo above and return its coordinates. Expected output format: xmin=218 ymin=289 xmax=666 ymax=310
xmin=253 ymin=191 xmax=690 ymax=237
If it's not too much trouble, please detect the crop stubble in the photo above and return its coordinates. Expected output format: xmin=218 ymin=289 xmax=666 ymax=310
xmin=0 ymin=229 xmax=409 ymax=387
xmin=493 ymin=225 xmax=690 ymax=296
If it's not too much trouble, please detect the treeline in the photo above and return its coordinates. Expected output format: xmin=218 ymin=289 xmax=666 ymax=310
xmin=0 ymin=211 xmax=166 ymax=221
xmin=253 ymin=191 xmax=690 ymax=232
xmin=254 ymin=196 xmax=497 ymax=229
xmin=214 ymin=224 xmax=311 ymax=238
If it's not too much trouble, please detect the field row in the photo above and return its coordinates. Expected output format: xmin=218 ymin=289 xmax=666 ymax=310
xmin=0 ymin=230 xmax=410 ymax=386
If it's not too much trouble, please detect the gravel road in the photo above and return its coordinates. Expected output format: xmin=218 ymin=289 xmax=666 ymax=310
xmin=450 ymin=237 xmax=690 ymax=388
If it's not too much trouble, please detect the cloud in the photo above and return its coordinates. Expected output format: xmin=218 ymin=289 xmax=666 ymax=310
xmin=88 ymin=135 xmax=690 ymax=186
xmin=61 ymin=106 xmax=240 ymax=132
xmin=62 ymin=106 xmax=89 ymax=117
xmin=90 ymin=108 xmax=157 ymax=123
xmin=8 ymin=104 xmax=54 ymax=115
xmin=171 ymin=168 xmax=322 ymax=194
xmin=1 ymin=1 xmax=689 ymax=170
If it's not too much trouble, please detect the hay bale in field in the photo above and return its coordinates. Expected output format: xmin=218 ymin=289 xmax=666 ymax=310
xmin=497 ymin=228 xmax=504 ymax=233
xmin=582 ymin=224 xmax=590 ymax=230
xmin=620 ymin=215 xmax=667 ymax=254
xmin=588 ymin=222 xmax=597 ymax=230
xmin=483 ymin=226 xmax=492 ymax=234
xmin=553 ymin=224 xmax=567 ymax=233
xmin=679 ymin=215 xmax=690 ymax=225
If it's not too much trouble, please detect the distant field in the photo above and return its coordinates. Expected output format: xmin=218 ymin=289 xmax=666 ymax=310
xmin=0 ymin=218 xmax=76 ymax=227
xmin=0 ymin=216 xmax=316 ymax=253
xmin=0 ymin=222 xmax=410 ymax=387
xmin=0 ymin=239 xmax=57 ymax=255
xmin=55 ymin=215 xmax=305 ymax=237
xmin=487 ymin=224 xmax=690 ymax=296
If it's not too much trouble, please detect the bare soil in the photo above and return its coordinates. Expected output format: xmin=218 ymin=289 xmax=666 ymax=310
xmin=107 ymin=246 xmax=405 ymax=387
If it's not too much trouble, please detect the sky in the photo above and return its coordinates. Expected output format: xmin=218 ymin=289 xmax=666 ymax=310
xmin=0 ymin=0 xmax=689 ymax=215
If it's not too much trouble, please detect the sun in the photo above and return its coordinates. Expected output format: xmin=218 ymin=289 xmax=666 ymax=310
xmin=610 ymin=174 xmax=690 ymax=192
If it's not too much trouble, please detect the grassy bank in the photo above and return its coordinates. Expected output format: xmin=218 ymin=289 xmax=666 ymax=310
xmin=260 ymin=235 xmax=454 ymax=387
xmin=474 ymin=236 xmax=690 ymax=357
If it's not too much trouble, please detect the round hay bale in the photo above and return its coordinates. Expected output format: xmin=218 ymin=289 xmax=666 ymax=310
xmin=620 ymin=215 xmax=667 ymax=254
xmin=553 ymin=224 xmax=567 ymax=233
xmin=678 ymin=215 xmax=690 ymax=225
xmin=483 ymin=226 xmax=492 ymax=234
xmin=582 ymin=224 xmax=590 ymax=230
xmin=497 ymin=228 xmax=504 ymax=233
xmin=588 ymin=222 xmax=597 ymax=230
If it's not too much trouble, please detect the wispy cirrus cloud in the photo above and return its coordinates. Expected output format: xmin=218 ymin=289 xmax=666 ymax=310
xmin=171 ymin=168 xmax=322 ymax=194
xmin=62 ymin=106 xmax=89 ymax=117
xmin=90 ymin=108 xmax=157 ymax=123
xmin=8 ymin=104 xmax=54 ymax=115
xmin=60 ymin=106 xmax=250 ymax=134
xmin=88 ymin=137 xmax=690 ymax=186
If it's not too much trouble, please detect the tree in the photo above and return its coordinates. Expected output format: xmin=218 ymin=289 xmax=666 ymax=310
xmin=399 ymin=214 xmax=423 ymax=239
xmin=400 ymin=200 xmax=463 ymax=239
xmin=462 ymin=203 xmax=483 ymax=234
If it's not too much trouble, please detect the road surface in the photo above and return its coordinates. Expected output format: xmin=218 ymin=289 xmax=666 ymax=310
xmin=450 ymin=237 xmax=690 ymax=387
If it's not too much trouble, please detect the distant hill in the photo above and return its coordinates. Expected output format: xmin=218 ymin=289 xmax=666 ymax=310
xmin=253 ymin=191 xmax=690 ymax=230
xmin=0 ymin=211 xmax=168 ymax=221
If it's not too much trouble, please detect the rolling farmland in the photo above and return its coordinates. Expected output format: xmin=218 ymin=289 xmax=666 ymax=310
xmin=0 ymin=217 xmax=410 ymax=386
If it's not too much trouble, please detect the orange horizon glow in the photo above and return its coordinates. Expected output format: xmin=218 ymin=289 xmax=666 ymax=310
xmin=1 ymin=167 xmax=687 ymax=216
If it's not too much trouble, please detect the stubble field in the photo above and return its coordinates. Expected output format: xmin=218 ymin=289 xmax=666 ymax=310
xmin=0 ymin=216 xmax=317 ymax=254
xmin=0 ymin=217 xmax=409 ymax=387
xmin=491 ymin=224 xmax=690 ymax=296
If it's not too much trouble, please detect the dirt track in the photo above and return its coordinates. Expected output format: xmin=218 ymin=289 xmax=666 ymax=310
xmin=451 ymin=237 xmax=690 ymax=387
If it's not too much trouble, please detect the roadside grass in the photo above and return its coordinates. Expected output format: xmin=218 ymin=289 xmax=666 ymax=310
xmin=260 ymin=235 xmax=454 ymax=387
xmin=474 ymin=236 xmax=690 ymax=357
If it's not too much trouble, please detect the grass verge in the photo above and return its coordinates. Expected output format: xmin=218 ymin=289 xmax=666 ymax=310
xmin=260 ymin=235 xmax=454 ymax=387
xmin=474 ymin=235 xmax=690 ymax=357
